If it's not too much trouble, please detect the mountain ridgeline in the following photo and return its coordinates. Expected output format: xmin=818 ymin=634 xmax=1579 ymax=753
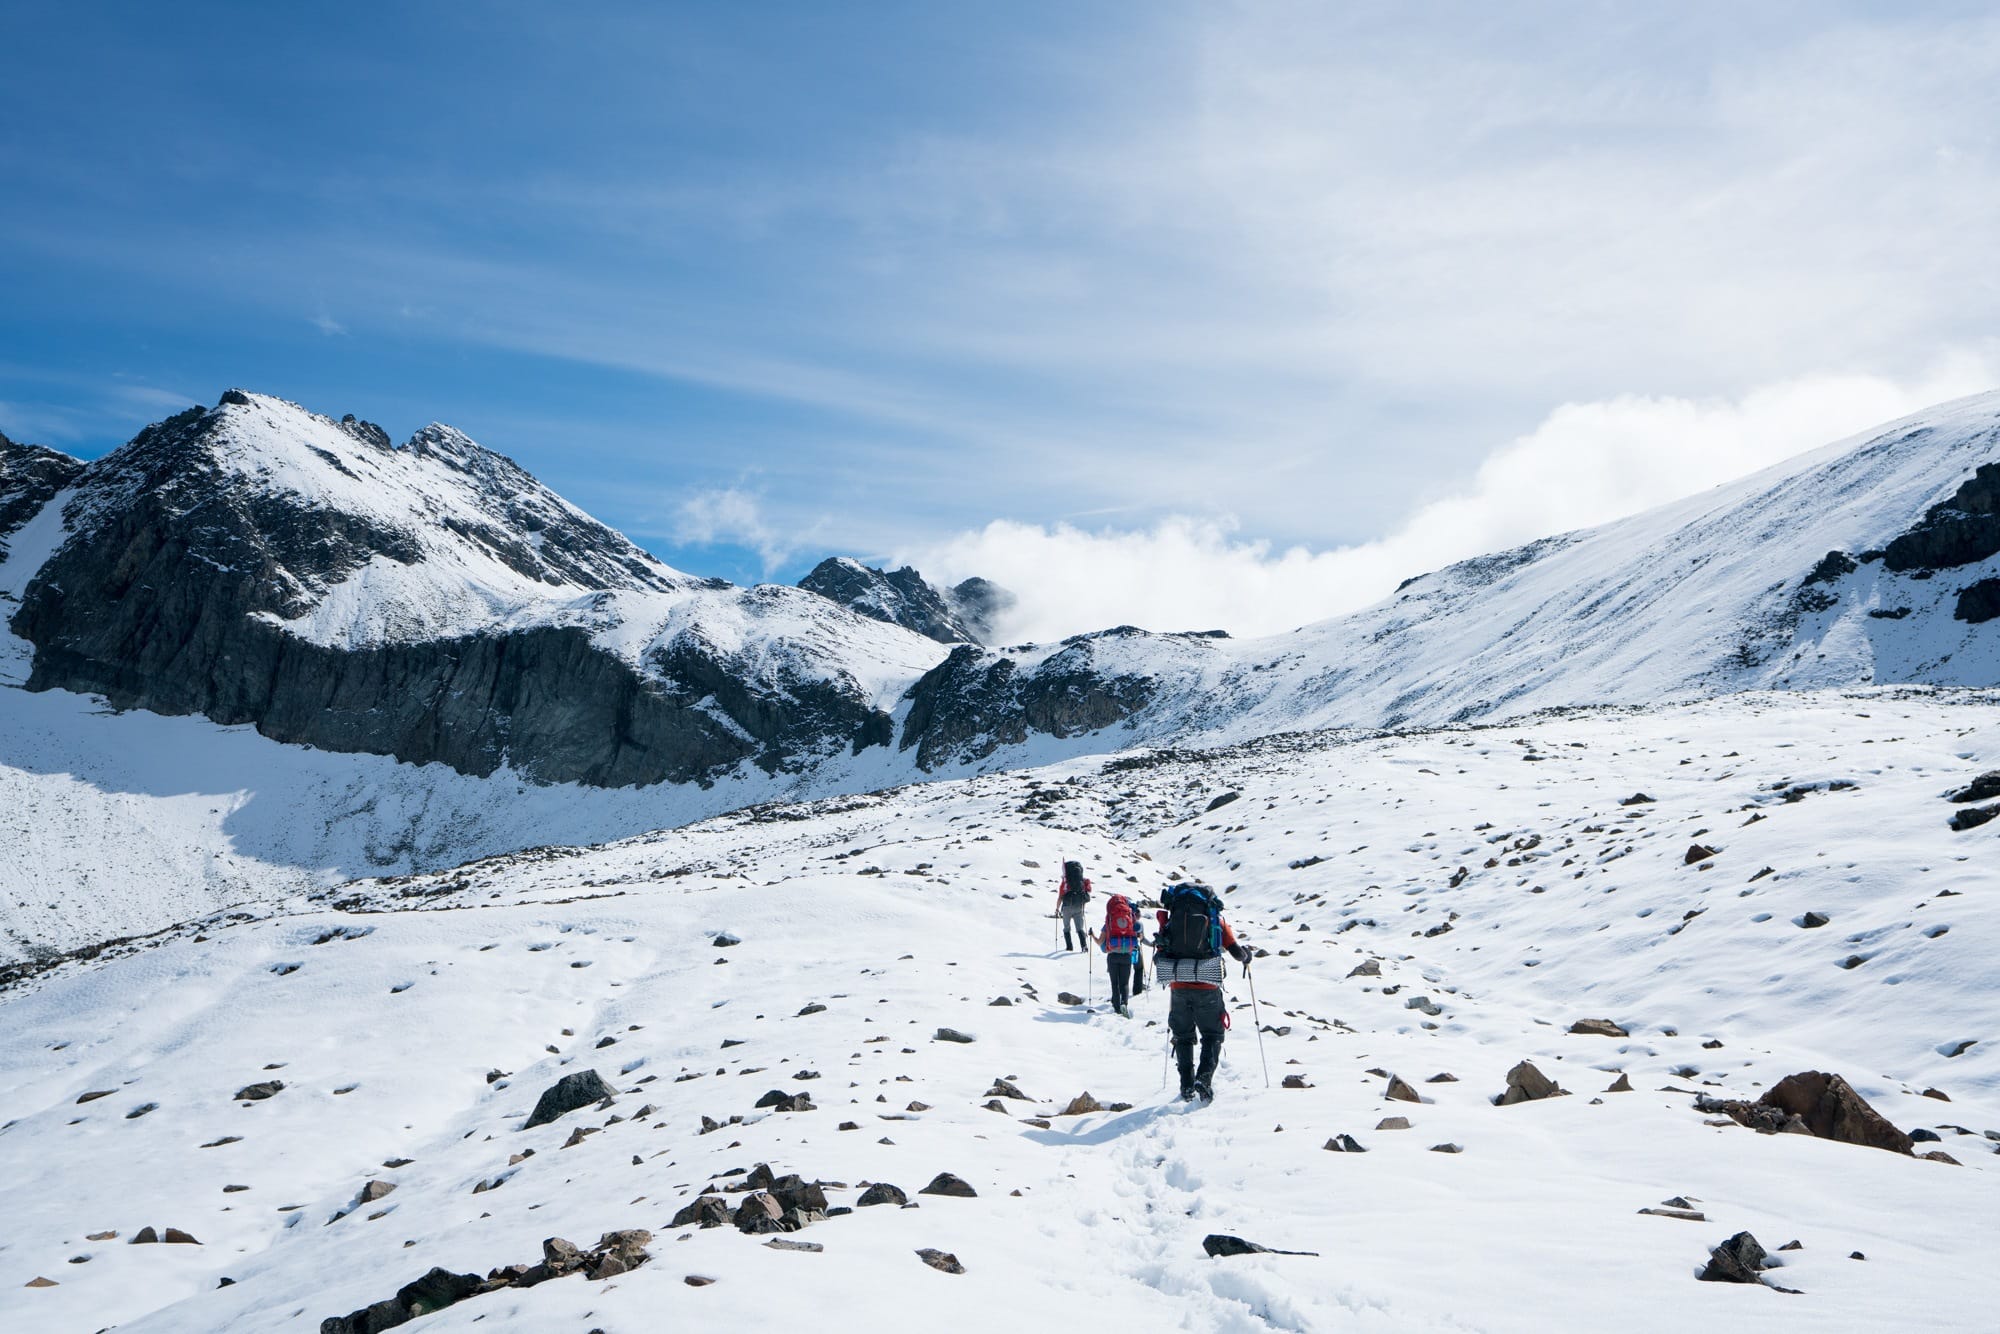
xmin=4 ymin=389 xmax=2000 ymax=792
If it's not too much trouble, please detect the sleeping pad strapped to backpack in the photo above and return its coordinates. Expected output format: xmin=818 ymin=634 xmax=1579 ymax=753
xmin=1157 ymin=882 xmax=1225 ymax=986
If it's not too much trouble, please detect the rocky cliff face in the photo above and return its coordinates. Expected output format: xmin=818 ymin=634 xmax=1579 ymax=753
xmin=797 ymin=557 xmax=990 ymax=644
xmin=0 ymin=431 xmax=85 ymax=561
xmin=8 ymin=393 xmax=944 ymax=786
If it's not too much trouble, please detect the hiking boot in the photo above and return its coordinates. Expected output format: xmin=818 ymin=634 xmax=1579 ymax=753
xmin=1193 ymin=1080 xmax=1213 ymax=1102
xmin=1177 ymin=1083 xmax=1196 ymax=1101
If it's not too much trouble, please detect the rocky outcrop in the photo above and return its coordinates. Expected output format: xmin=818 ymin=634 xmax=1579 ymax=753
xmin=0 ymin=431 xmax=85 ymax=560
xmin=898 ymin=629 xmax=1170 ymax=770
xmin=946 ymin=576 xmax=1014 ymax=643
xmin=798 ymin=557 xmax=986 ymax=644
xmin=523 ymin=1069 xmax=613 ymax=1129
xmin=1883 ymin=462 xmax=2000 ymax=571
xmin=1956 ymin=577 xmax=2000 ymax=625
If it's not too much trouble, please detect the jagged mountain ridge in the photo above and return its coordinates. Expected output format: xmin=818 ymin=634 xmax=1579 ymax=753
xmin=797 ymin=556 xmax=984 ymax=644
xmin=6 ymin=392 xmax=950 ymax=786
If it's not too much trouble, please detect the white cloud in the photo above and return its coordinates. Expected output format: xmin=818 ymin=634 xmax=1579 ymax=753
xmin=672 ymin=487 xmax=799 ymax=576
xmin=905 ymin=356 xmax=1998 ymax=643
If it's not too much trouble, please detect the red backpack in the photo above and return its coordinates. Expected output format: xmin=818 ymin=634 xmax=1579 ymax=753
xmin=1103 ymin=894 xmax=1137 ymax=941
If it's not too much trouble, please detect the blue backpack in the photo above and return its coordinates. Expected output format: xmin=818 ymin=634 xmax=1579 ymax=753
xmin=1158 ymin=883 xmax=1221 ymax=959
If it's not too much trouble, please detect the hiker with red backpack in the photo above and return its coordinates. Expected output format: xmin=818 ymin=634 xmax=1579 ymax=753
xmin=1054 ymin=860 xmax=1092 ymax=951
xmin=1094 ymin=892 xmax=1144 ymax=1017
xmin=1155 ymin=881 xmax=1251 ymax=1102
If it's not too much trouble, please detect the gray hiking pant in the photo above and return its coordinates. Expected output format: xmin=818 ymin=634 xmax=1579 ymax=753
xmin=1168 ymin=986 xmax=1225 ymax=1087
xmin=1060 ymin=904 xmax=1086 ymax=949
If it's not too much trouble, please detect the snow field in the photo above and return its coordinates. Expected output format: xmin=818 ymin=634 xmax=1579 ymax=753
xmin=0 ymin=690 xmax=1995 ymax=1332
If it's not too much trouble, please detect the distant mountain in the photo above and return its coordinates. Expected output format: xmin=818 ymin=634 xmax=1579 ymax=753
xmin=896 ymin=391 xmax=2000 ymax=766
xmin=4 ymin=387 xmax=1999 ymax=793
xmin=4 ymin=392 xmax=948 ymax=786
xmin=796 ymin=557 xmax=1008 ymax=645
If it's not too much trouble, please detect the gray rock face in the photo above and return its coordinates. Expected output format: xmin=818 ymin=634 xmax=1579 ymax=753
xmin=798 ymin=557 xmax=987 ymax=644
xmin=0 ymin=431 xmax=85 ymax=561
xmin=1884 ymin=462 xmax=2000 ymax=571
xmin=899 ymin=629 xmax=1170 ymax=770
xmin=9 ymin=395 xmax=906 ymax=787
xmin=946 ymin=577 xmax=1014 ymax=642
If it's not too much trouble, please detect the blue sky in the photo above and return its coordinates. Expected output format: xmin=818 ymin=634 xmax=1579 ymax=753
xmin=5 ymin=2 xmax=2000 ymax=637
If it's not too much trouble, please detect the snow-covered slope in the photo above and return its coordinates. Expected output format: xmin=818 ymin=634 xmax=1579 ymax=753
xmin=1 ymin=689 xmax=1993 ymax=1332
xmin=902 ymin=392 xmax=2000 ymax=767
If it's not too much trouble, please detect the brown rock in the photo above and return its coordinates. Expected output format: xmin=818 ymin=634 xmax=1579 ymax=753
xmin=734 ymin=1192 xmax=786 ymax=1234
xmin=1605 ymin=1073 xmax=1634 ymax=1093
xmin=670 ymin=1196 xmax=731 ymax=1229
xmin=234 ymin=1080 xmax=284 ymax=1101
xmin=1684 ymin=844 xmax=1718 ymax=865
xmin=1385 ymin=1076 xmax=1421 ymax=1103
xmin=25 ymin=1277 xmax=58 ymax=1288
xmin=1921 ymin=1150 xmax=1962 ymax=1165
xmin=1499 ymin=1060 xmax=1565 ymax=1105
xmin=857 ymin=1182 xmax=908 ymax=1207
xmin=358 ymin=1180 xmax=396 ymax=1203
xmin=75 ymin=1090 xmax=115 ymax=1104
xmin=131 ymin=1227 xmax=159 ymax=1245
xmin=984 ymin=1079 xmax=1029 ymax=1100
xmin=1569 ymin=1018 xmax=1628 ymax=1037
xmin=1058 ymin=1092 xmax=1104 ymax=1116
xmin=1281 ymin=1074 xmax=1313 ymax=1089
xmin=685 ymin=1274 xmax=717 ymax=1287
xmin=86 ymin=1231 xmax=117 ymax=1241
xmin=1375 ymin=1116 xmax=1411 ymax=1130
xmin=162 ymin=1228 xmax=200 ymax=1245
xmin=1757 ymin=1071 xmax=1912 ymax=1155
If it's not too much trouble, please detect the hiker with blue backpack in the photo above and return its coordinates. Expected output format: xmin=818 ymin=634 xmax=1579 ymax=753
xmin=1155 ymin=882 xmax=1252 ymax=1102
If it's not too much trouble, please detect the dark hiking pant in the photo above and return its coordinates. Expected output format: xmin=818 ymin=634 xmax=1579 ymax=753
xmin=1060 ymin=905 xmax=1085 ymax=950
xmin=1168 ymin=986 xmax=1225 ymax=1090
xmin=1107 ymin=951 xmax=1133 ymax=1010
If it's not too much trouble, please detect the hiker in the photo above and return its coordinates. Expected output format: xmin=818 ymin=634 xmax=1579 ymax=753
xmin=1155 ymin=882 xmax=1251 ymax=1102
xmin=1055 ymin=859 xmax=1092 ymax=951
xmin=1094 ymin=892 xmax=1144 ymax=1017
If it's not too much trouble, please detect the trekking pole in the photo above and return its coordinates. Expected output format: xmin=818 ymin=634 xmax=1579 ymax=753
xmin=1246 ymin=962 xmax=1271 ymax=1089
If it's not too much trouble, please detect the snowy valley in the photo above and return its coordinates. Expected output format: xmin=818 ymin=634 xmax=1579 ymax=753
xmin=0 ymin=389 xmax=1997 ymax=1332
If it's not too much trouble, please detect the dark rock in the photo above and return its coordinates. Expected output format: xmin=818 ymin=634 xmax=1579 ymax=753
xmin=1758 ymin=1071 xmax=1912 ymax=1154
xmin=1203 ymin=1234 xmax=1270 ymax=1257
xmin=1346 ymin=959 xmax=1380 ymax=978
xmin=1800 ymin=911 xmax=1830 ymax=928
xmin=733 ymin=1192 xmax=787 ymax=1234
xmin=1884 ymin=462 xmax=2000 ymax=572
xmin=543 ymin=1237 xmax=583 ymax=1272
xmin=933 ymin=1028 xmax=975 ymax=1044
xmin=669 ymin=1196 xmax=731 ymax=1229
xmin=1948 ymin=803 xmax=1999 ymax=832
xmin=1323 ymin=1134 xmax=1367 ymax=1152
xmin=1499 ymin=1060 xmax=1565 ymax=1105
xmin=1056 ymin=992 xmax=1085 ymax=1006
xmin=395 ymin=1267 xmax=481 ymax=1316
xmin=1618 ymin=792 xmax=1655 ymax=806
xmin=1376 ymin=1116 xmax=1411 ymax=1130
xmin=1569 ymin=1018 xmax=1628 ymax=1037
xmin=984 ymin=1078 xmax=1029 ymax=1100
xmin=1385 ymin=1075 xmax=1422 ymax=1103
xmin=130 ymin=1228 xmax=159 ymax=1244
xmin=685 ymin=1274 xmax=717 ymax=1287
xmin=1281 ymin=1074 xmax=1313 ymax=1089
xmin=858 ymin=1182 xmax=908 ymax=1207
xmin=586 ymin=1228 xmax=652 ymax=1278
xmin=523 ymin=1070 xmax=613 ymax=1129
xmin=235 ymin=1080 xmax=284 ymax=1101
xmin=915 ymin=1247 xmax=966 ymax=1274
xmin=711 ymin=932 xmax=741 ymax=948
xmin=1920 ymin=1150 xmax=1962 ymax=1165
xmin=764 ymin=1238 xmax=823 ymax=1253
xmin=1699 ymin=1231 xmax=1770 ymax=1284
xmin=1947 ymin=771 xmax=2000 ymax=804
xmin=75 ymin=1089 xmax=114 ymax=1104
xmin=919 ymin=1172 xmax=977 ymax=1198
xmin=1911 ymin=1128 xmax=1942 ymax=1142
xmin=0 ymin=433 xmax=86 ymax=562
xmin=1206 ymin=791 xmax=1242 ymax=812
xmin=1683 ymin=844 xmax=1717 ymax=865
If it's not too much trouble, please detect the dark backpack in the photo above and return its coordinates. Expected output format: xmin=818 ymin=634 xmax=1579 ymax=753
xmin=1159 ymin=883 xmax=1221 ymax=959
xmin=1060 ymin=860 xmax=1090 ymax=908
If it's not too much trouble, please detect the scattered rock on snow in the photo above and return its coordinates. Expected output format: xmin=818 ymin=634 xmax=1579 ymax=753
xmin=858 ymin=1183 xmax=908 ymax=1207
xmin=919 ymin=1173 xmax=977 ymax=1198
xmin=1758 ymin=1071 xmax=1913 ymax=1155
xmin=1569 ymin=1018 xmax=1628 ymax=1037
xmin=1376 ymin=1116 xmax=1411 ymax=1131
xmin=1385 ymin=1075 xmax=1422 ymax=1103
xmin=1058 ymin=1092 xmax=1104 ymax=1115
xmin=1698 ymin=1231 xmax=1783 ymax=1288
xmin=1684 ymin=844 xmax=1719 ymax=865
xmin=933 ymin=1028 xmax=975 ymax=1044
xmin=1498 ymin=1060 xmax=1566 ymax=1105
xmin=916 ymin=1247 xmax=965 ymax=1273
xmin=522 ymin=1070 xmax=613 ymax=1129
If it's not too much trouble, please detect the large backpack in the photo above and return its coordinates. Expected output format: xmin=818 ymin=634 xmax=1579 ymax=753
xmin=1158 ymin=882 xmax=1221 ymax=959
xmin=1102 ymin=894 xmax=1137 ymax=944
xmin=1060 ymin=860 xmax=1091 ymax=909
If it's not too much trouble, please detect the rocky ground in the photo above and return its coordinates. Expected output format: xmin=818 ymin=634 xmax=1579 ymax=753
xmin=0 ymin=688 xmax=1994 ymax=1332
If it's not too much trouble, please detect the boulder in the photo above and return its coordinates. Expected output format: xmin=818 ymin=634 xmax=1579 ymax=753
xmin=1605 ymin=1073 xmax=1633 ymax=1093
xmin=1057 ymin=992 xmax=1085 ymax=1006
xmin=162 ymin=1228 xmax=200 ymax=1245
xmin=395 ymin=1267 xmax=481 ymax=1316
xmin=919 ymin=1172 xmax=977 ymax=1198
xmin=1375 ymin=1116 xmax=1411 ymax=1130
xmin=522 ymin=1070 xmax=613 ymax=1129
xmin=1058 ymin=1092 xmax=1104 ymax=1115
xmin=234 ymin=1080 xmax=284 ymax=1101
xmin=1698 ymin=1231 xmax=1770 ymax=1284
xmin=984 ymin=1078 xmax=1029 ymax=1100
xmin=1947 ymin=771 xmax=2000 ymax=804
xmin=1499 ymin=1060 xmax=1565 ymax=1105
xmin=1757 ymin=1071 xmax=1912 ymax=1155
xmin=858 ymin=1182 xmax=908 ymax=1207
xmin=933 ymin=1028 xmax=975 ymax=1044
xmin=733 ymin=1192 xmax=787 ymax=1234
xmin=1569 ymin=1018 xmax=1627 ymax=1037
xmin=358 ymin=1180 xmax=396 ymax=1204
xmin=1684 ymin=844 xmax=1718 ymax=865
xmin=1385 ymin=1075 xmax=1421 ymax=1103
xmin=1346 ymin=960 xmax=1381 ymax=978
xmin=669 ymin=1196 xmax=731 ymax=1229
